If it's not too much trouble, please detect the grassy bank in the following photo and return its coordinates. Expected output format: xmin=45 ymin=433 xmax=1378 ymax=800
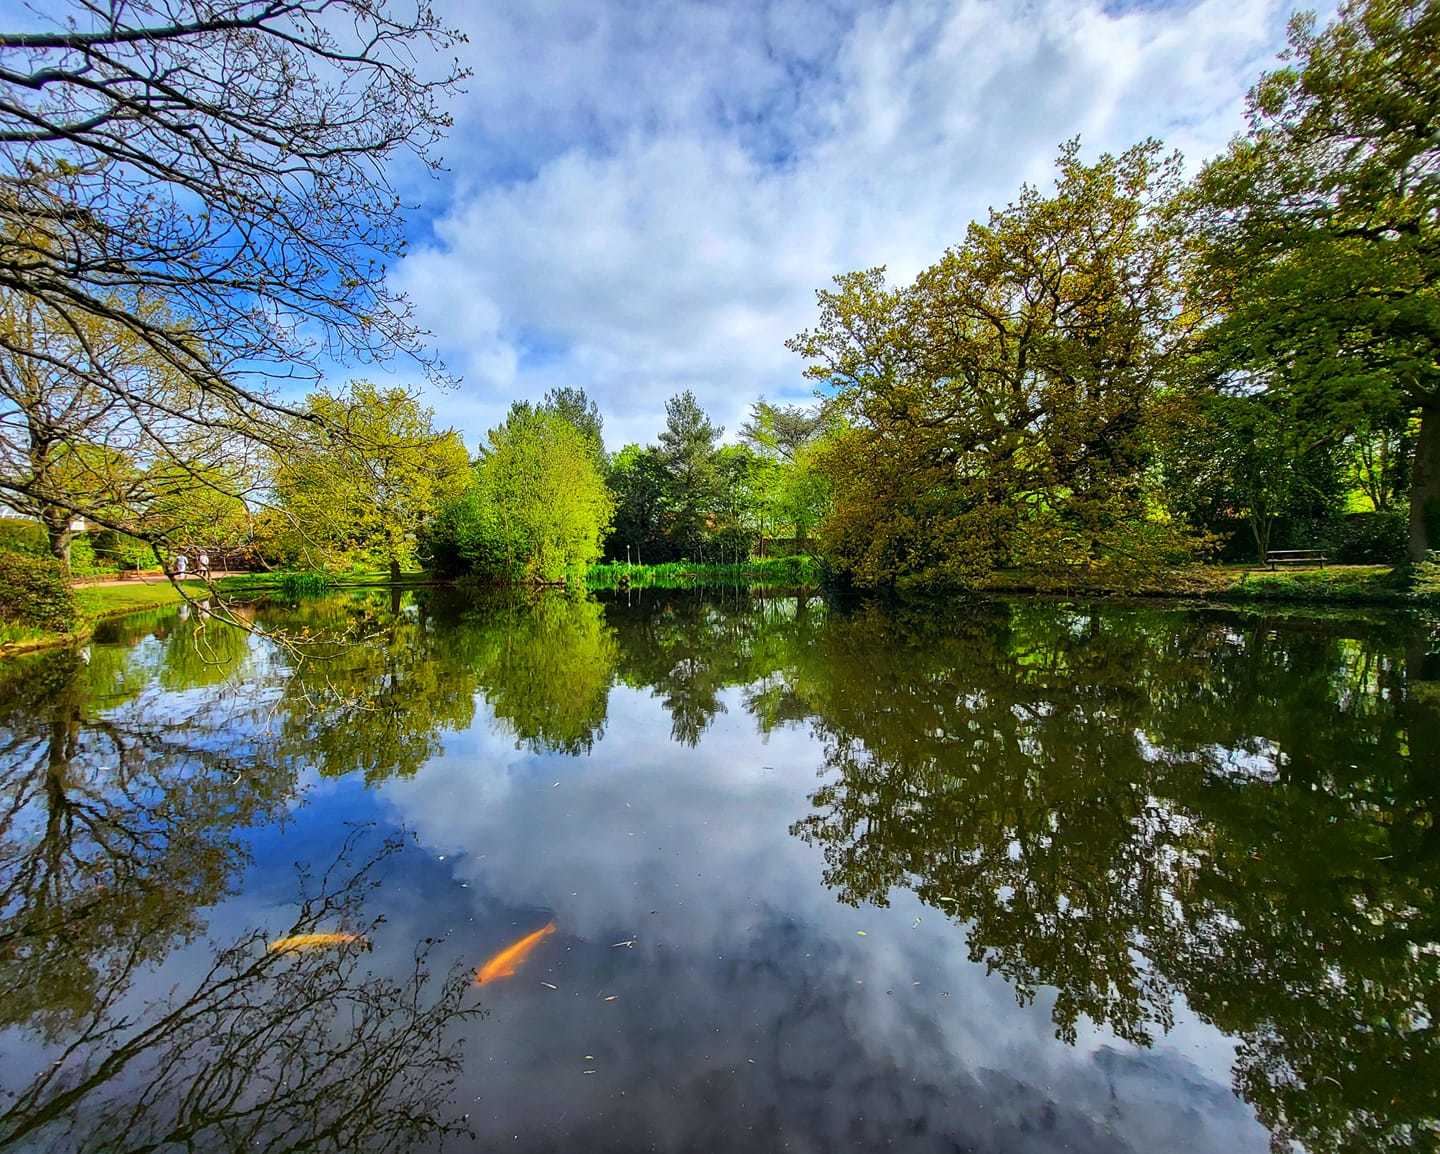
xmin=975 ymin=563 xmax=1440 ymax=607
xmin=587 ymin=556 xmax=822 ymax=592
xmin=1 ymin=579 xmax=208 ymax=657
xmin=215 ymin=569 xmax=440 ymax=596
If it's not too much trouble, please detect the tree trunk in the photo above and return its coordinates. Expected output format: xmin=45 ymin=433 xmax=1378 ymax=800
xmin=1410 ymin=403 xmax=1440 ymax=562
xmin=389 ymin=556 xmax=401 ymax=584
xmin=42 ymin=507 xmax=74 ymax=575
xmin=1249 ymin=512 xmax=1271 ymax=564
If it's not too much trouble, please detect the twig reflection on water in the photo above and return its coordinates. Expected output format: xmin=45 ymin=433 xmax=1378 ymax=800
xmin=0 ymin=831 xmax=481 ymax=1154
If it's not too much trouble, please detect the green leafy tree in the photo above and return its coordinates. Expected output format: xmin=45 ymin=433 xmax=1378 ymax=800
xmin=142 ymin=460 xmax=254 ymax=565
xmin=711 ymin=444 xmax=764 ymax=563
xmin=606 ymin=444 xmax=672 ymax=562
xmin=1163 ymin=391 xmax=1345 ymax=560
xmin=431 ymin=404 xmax=613 ymax=583
xmin=791 ymin=140 xmax=1199 ymax=589
xmin=740 ymin=399 xmax=831 ymax=548
xmin=656 ymin=390 xmax=722 ymax=560
xmin=271 ymin=382 xmax=470 ymax=580
xmin=1348 ymin=413 xmax=1415 ymax=514
xmin=541 ymin=386 xmax=606 ymax=466
xmin=1190 ymin=0 xmax=1440 ymax=560
xmin=0 ymin=287 xmax=222 ymax=573
xmin=739 ymin=399 xmax=825 ymax=461
xmin=0 ymin=1 xmax=464 ymax=565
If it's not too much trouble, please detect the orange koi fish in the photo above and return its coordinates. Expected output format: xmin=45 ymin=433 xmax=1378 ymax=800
xmin=474 ymin=921 xmax=557 ymax=986
xmin=267 ymin=932 xmax=365 ymax=954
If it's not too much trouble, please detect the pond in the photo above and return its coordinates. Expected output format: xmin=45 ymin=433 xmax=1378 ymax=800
xmin=0 ymin=589 xmax=1436 ymax=1153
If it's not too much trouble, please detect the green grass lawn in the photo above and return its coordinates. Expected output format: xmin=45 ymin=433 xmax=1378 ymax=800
xmin=215 ymin=569 xmax=436 ymax=596
xmin=73 ymin=580 xmax=208 ymax=617
xmin=1209 ymin=564 xmax=1413 ymax=603
xmin=966 ymin=560 xmax=1440 ymax=607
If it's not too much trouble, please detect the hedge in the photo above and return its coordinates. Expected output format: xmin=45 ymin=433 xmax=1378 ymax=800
xmin=0 ymin=550 xmax=77 ymax=631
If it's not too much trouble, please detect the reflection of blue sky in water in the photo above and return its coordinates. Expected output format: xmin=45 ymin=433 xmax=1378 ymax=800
xmin=13 ymin=594 xmax=1428 ymax=1152
xmin=369 ymin=685 xmax=1269 ymax=1153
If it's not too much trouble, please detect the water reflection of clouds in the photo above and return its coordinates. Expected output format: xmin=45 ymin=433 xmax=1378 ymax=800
xmin=382 ymin=685 xmax=1271 ymax=1153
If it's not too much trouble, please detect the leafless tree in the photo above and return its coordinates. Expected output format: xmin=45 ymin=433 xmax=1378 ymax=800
xmin=0 ymin=0 xmax=466 ymax=562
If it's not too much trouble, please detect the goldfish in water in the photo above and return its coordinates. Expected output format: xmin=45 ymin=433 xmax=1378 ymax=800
xmin=267 ymin=932 xmax=366 ymax=954
xmin=474 ymin=921 xmax=557 ymax=985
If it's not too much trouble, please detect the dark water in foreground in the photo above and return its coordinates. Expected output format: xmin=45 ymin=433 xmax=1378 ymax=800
xmin=1 ymin=590 xmax=1437 ymax=1154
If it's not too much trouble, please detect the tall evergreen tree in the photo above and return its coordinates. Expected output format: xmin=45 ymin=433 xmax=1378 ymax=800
xmin=657 ymin=391 xmax=722 ymax=560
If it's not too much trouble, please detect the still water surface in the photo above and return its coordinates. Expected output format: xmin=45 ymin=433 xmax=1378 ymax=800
xmin=1 ymin=590 xmax=1437 ymax=1153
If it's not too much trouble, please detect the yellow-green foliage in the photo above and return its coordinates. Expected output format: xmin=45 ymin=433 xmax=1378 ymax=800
xmin=270 ymin=381 xmax=470 ymax=573
xmin=586 ymin=556 xmax=821 ymax=591
xmin=430 ymin=405 xmax=613 ymax=583
xmin=791 ymin=142 xmax=1200 ymax=590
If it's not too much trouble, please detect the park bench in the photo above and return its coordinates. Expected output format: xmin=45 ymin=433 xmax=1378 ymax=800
xmin=1265 ymin=548 xmax=1327 ymax=570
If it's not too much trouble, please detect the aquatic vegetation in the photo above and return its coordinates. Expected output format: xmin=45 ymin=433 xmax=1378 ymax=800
xmin=474 ymin=921 xmax=556 ymax=985
xmin=586 ymin=556 xmax=820 ymax=591
xmin=277 ymin=571 xmax=333 ymax=597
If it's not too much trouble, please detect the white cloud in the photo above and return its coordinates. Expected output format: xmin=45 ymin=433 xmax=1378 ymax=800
xmin=374 ymin=683 xmax=1271 ymax=1152
xmin=398 ymin=0 xmax=1300 ymax=448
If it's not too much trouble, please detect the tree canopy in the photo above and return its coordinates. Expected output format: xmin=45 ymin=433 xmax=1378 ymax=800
xmin=791 ymin=141 xmax=1198 ymax=589
xmin=427 ymin=403 xmax=613 ymax=583
xmin=0 ymin=0 xmax=464 ymax=563
xmin=1191 ymin=0 xmax=1440 ymax=559
xmin=270 ymin=382 xmax=469 ymax=579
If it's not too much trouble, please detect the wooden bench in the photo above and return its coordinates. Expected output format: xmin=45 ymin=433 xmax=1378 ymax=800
xmin=1265 ymin=548 xmax=1327 ymax=570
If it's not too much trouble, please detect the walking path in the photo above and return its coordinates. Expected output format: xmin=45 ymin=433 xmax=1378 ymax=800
xmin=70 ymin=571 xmax=241 ymax=588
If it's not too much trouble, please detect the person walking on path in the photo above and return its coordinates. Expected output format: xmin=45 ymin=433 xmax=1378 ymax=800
xmin=175 ymin=553 xmax=188 ymax=579
xmin=198 ymin=550 xmax=210 ymax=580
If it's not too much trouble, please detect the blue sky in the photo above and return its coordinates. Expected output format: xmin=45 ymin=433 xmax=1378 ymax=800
xmin=389 ymin=0 xmax=1314 ymax=452
xmin=3 ymin=0 xmax=1318 ymax=452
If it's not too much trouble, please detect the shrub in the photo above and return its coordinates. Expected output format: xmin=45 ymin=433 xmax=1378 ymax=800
xmin=88 ymin=529 xmax=155 ymax=572
xmin=585 ymin=556 xmax=822 ymax=591
xmin=1416 ymin=552 xmax=1440 ymax=599
xmin=1333 ymin=509 xmax=1410 ymax=565
xmin=68 ymin=535 xmax=121 ymax=576
xmin=0 ymin=549 xmax=77 ymax=631
xmin=0 ymin=518 xmax=47 ymax=556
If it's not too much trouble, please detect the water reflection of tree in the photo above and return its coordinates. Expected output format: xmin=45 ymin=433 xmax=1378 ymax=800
xmin=270 ymin=592 xmax=482 ymax=781
xmin=264 ymin=590 xmax=621 ymax=770
xmin=455 ymin=590 xmax=619 ymax=755
xmin=789 ymin=602 xmax=1440 ymax=1154
xmin=0 ymin=648 xmax=295 ymax=1041
xmin=608 ymin=592 xmax=824 ymax=745
xmin=0 ymin=833 xmax=479 ymax=1154
xmin=85 ymin=602 xmax=255 ymax=689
